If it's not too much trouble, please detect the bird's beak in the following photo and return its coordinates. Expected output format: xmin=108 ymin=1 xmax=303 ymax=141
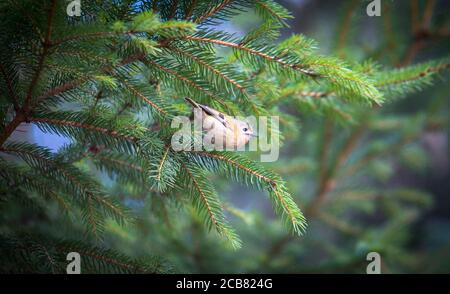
xmin=250 ymin=134 xmax=258 ymax=138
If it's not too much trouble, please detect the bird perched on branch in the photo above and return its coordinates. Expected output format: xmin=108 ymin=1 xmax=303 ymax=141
xmin=185 ymin=97 xmax=256 ymax=149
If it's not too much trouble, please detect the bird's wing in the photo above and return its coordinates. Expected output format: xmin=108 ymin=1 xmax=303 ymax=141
xmin=185 ymin=97 xmax=231 ymax=129
xmin=199 ymin=104 xmax=230 ymax=129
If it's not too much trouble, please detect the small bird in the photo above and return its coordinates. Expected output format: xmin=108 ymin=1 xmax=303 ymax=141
xmin=185 ymin=97 xmax=256 ymax=149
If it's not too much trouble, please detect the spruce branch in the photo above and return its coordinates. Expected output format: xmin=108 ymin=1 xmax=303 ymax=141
xmin=184 ymin=0 xmax=198 ymax=20
xmin=0 ymin=52 xmax=145 ymax=147
xmin=143 ymin=58 xmax=229 ymax=109
xmin=156 ymin=145 xmax=171 ymax=182
xmin=194 ymin=0 xmax=235 ymax=24
xmin=28 ymin=116 xmax=138 ymax=142
xmin=167 ymin=45 xmax=247 ymax=94
xmin=0 ymin=142 xmax=131 ymax=235
xmin=187 ymin=151 xmax=307 ymax=234
xmin=0 ymin=63 xmax=19 ymax=111
xmin=192 ymin=151 xmax=277 ymax=186
xmin=376 ymin=60 xmax=450 ymax=89
xmin=254 ymin=0 xmax=293 ymax=27
xmin=338 ymin=132 xmax=419 ymax=180
xmin=180 ymin=162 xmax=241 ymax=248
xmin=185 ymin=35 xmax=318 ymax=77
xmin=120 ymin=79 xmax=169 ymax=116
xmin=1 ymin=0 xmax=447 ymax=270
xmin=23 ymin=0 xmax=57 ymax=111
xmin=306 ymin=124 xmax=366 ymax=217
xmin=335 ymin=0 xmax=359 ymax=57
xmin=317 ymin=212 xmax=362 ymax=236
xmin=168 ymin=0 xmax=180 ymax=19
xmin=0 ymin=234 xmax=169 ymax=273
xmin=0 ymin=159 xmax=72 ymax=215
xmin=95 ymin=154 xmax=144 ymax=173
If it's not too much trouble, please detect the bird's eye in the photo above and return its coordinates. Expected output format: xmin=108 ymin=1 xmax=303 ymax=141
xmin=243 ymin=128 xmax=248 ymax=132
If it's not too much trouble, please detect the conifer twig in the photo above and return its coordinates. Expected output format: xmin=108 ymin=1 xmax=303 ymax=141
xmin=156 ymin=145 xmax=170 ymax=181
xmin=28 ymin=117 xmax=138 ymax=142
xmin=168 ymin=46 xmax=246 ymax=93
xmin=120 ymin=80 xmax=168 ymax=116
xmin=181 ymin=163 xmax=220 ymax=228
xmin=0 ymin=64 xmax=19 ymax=111
xmin=168 ymin=0 xmax=179 ymax=19
xmin=185 ymin=36 xmax=317 ymax=76
xmin=193 ymin=151 xmax=277 ymax=186
xmin=306 ymin=124 xmax=366 ymax=217
xmin=143 ymin=59 xmax=229 ymax=109
xmin=184 ymin=0 xmax=197 ymax=20
xmin=336 ymin=0 xmax=359 ymax=57
xmin=194 ymin=0 xmax=234 ymax=24
xmin=379 ymin=61 xmax=450 ymax=88
xmin=24 ymin=0 xmax=57 ymax=111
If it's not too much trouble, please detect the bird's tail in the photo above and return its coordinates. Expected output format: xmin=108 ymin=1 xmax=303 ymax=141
xmin=185 ymin=97 xmax=200 ymax=108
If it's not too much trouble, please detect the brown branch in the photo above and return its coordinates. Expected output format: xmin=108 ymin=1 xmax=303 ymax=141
xmin=0 ymin=64 xmax=19 ymax=111
xmin=94 ymin=196 xmax=128 ymax=220
xmin=306 ymin=124 xmax=366 ymax=217
xmin=114 ymin=102 xmax=132 ymax=118
xmin=0 ymin=110 xmax=27 ymax=146
xmin=143 ymin=59 xmax=228 ymax=109
xmin=56 ymin=244 xmax=150 ymax=272
xmin=28 ymin=116 xmax=138 ymax=141
xmin=318 ymin=120 xmax=333 ymax=186
xmin=376 ymin=3 xmax=397 ymax=63
xmin=168 ymin=46 xmax=246 ymax=92
xmin=36 ymin=78 xmax=87 ymax=104
xmin=24 ymin=0 xmax=57 ymax=112
xmin=156 ymin=145 xmax=170 ymax=181
xmin=192 ymin=151 xmax=277 ymax=186
xmin=399 ymin=0 xmax=438 ymax=67
xmin=184 ymin=0 xmax=197 ymax=20
xmin=168 ymin=0 xmax=179 ymax=19
xmin=51 ymin=24 xmax=184 ymax=47
xmin=36 ymin=53 xmax=145 ymax=104
xmin=378 ymin=61 xmax=450 ymax=88
xmin=0 ymin=0 xmax=57 ymax=146
xmin=92 ymin=90 xmax=104 ymax=108
xmin=51 ymin=31 xmax=131 ymax=47
xmin=181 ymin=163 xmax=219 ymax=228
xmin=194 ymin=0 xmax=234 ymax=24
xmin=185 ymin=36 xmax=317 ymax=76
xmin=120 ymin=79 xmax=167 ymax=115
xmin=317 ymin=212 xmax=361 ymax=236
xmin=95 ymin=155 xmax=144 ymax=172
xmin=338 ymin=134 xmax=418 ymax=180
xmin=336 ymin=0 xmax=359 ymax=57
xmin=411 ymin=0 xmax=420 ymax=33
xmin=422 ymin=0 xmax=436 ymax=29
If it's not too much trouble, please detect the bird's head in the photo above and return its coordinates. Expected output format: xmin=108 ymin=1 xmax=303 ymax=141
xmin=237 ymin=121 xmax=257 ymax=139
